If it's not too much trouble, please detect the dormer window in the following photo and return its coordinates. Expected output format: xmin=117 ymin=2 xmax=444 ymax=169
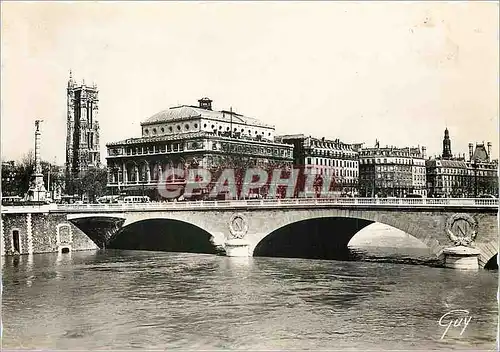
xmin=144 ymin=129 xmax=149 ymax=135
xmin=152 ymin=128 xmax=157 ymax=135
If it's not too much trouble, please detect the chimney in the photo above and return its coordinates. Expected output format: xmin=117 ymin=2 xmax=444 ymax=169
xmin=487 ymin=142 xmax=492 ymax=161
xmin=468 ymin=143 xmax=474 ymax=161
xmin=421 ymin=146 xmax=426 ymax=159
xmin=198 ymin=97 xmax=212 ymax=110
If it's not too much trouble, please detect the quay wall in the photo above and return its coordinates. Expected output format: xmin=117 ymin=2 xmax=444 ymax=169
xmin=1 ymin=212 xmax=99 ymax=256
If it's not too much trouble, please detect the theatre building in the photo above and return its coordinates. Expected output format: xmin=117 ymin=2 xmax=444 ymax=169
xmin=106 ymin=98 xmax=294 ymax=199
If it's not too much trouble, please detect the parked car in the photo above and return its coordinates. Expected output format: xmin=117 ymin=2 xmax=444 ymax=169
xmin=405 ymin=193 xmax=423 ymax=198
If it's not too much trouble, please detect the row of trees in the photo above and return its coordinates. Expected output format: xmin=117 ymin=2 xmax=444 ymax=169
xmin=2 ymin=151 xmax=108 ymax=202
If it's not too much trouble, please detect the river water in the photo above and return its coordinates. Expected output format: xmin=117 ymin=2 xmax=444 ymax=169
xmin=2 ymin=248 xmax=497 ymax=351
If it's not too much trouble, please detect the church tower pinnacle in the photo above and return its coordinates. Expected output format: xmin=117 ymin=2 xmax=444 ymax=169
xmin=66 ymin=71 xmax=101 ymax=182
xmin=442 ymin=127 xmax=452 ymax=159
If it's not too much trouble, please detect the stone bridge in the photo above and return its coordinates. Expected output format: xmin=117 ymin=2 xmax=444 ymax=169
xmin=11 ymin=197 xmax=492 ymax=269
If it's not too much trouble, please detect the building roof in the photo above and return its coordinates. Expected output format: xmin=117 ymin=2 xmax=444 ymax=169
xmin=426 ymin=159 xmax=467 ymax=168
xmin=141 ymin=105 xmax=274 ymax=128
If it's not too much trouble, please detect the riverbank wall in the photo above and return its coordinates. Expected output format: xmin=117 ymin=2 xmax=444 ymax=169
xmin=1 ymin=212 xmax=99 ymax=256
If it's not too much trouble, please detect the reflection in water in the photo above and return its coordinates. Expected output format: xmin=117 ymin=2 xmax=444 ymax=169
xmin=2 ymin=250 xmax=496 ymax=350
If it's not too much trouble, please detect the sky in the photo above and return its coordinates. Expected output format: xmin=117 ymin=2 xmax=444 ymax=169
xmin=1 ymin=1 xmax=498 ymax=166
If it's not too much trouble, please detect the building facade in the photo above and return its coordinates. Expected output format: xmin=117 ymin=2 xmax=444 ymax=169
xmin=426 ymin=129 xmax=498 ymax=197
xmin=66 ymin=71 xmax=101 ymax=178
xmin=276 ymin=134 xmax=360 ymax=196
xmin=359 ymin=142 xmax=427 ymax=197
xmin=106 ymin=98 xmax=294 ymax=200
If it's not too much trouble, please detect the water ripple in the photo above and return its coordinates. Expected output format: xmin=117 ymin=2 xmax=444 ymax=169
xmin=2 ymin=250 xmax=497 ymax=350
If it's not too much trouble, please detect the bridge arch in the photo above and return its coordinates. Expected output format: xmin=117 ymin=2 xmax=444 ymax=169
xmin=477 ymin=239 xmax=498 ymax=269
xmin=246 ymin=209 xmax=443 ymax=259
xmin=109 ymin=218 xmax=224 ymax=254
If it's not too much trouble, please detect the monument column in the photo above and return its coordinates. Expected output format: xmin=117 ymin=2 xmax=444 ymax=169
xmin=27 ymin=120 xmax=47 ymax=202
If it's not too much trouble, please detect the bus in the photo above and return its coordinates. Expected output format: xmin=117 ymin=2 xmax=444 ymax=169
xmin=1 ymin=196 xmax=23 ymax=206
xmin=58 ymin=195 xmax=81 ymax=204
xmin=123 ymin=196 xmax=150 ymax=204
xmin=97 ymin=195 xmax=121 ymax=204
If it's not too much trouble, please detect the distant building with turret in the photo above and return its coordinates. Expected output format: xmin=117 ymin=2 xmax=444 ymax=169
xmin=65 ymin=71 xmax=101 ymax=178
xmin=426 ymin=128 xmax=498 ymax=197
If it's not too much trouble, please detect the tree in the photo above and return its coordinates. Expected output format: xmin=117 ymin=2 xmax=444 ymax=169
xmin=2 ymin=151 xmax=36 ymax=197
xmin=79 ymin=167 xmax=108 ymax=202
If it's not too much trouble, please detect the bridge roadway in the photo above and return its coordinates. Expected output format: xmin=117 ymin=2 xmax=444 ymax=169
xmin=3 ymin=197 xmax=498 ymax=213
xmin=2 ymin=198 xmax=498 ymax=268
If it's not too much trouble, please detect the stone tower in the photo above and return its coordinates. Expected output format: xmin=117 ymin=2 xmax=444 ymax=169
xmin=66 ymin=71 xmax=101 ymax=178
xmin=442 ymin=128 xmax=452 ymax=159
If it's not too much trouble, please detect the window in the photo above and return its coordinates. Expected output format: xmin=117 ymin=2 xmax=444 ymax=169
xmin=204 ymin=124 xmax=207 ymax=128
xmin=144 ymin=129 xmax=149 ymax=135
xmin=194 ymin=123 xmax=198 ymax=128
xmin=152 ymin=128 xmax=157 ymax=134
xmin=161 ymin=127 xmax=164 ymax=133
xmin=177 ymin=125 xmax=181 ymax=131
xmin=169 ymin=126 xmax=173 ymax=132
xmin=185 ymin=124 xmax=190 ymax=130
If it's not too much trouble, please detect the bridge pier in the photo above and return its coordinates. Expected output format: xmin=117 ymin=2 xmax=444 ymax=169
xmin=224 ymin=239 xmax=250 ymax=257
xmin=442 ymin=246 xmax=481 ymax=270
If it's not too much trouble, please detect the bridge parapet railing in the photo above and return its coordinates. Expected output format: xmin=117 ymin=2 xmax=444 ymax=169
xmin=474 ymin=198 xmax=498 ymax=206
xmin=39 ymin=197 xmax=498 ymax=213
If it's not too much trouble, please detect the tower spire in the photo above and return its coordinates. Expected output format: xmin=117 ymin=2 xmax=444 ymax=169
xmin=442 ymin=127 xmax=452 ymax=159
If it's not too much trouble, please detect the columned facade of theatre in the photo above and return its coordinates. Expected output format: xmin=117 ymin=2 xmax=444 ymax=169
xmin=107 ymin=155 xmax=193 ymax=198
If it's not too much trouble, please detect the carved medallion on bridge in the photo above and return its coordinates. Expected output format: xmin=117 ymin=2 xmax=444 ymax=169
xmin=229 ymin=213 xmax=248 ymax=239
xmin=446 ymin=214 xmax=478 ymax=247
